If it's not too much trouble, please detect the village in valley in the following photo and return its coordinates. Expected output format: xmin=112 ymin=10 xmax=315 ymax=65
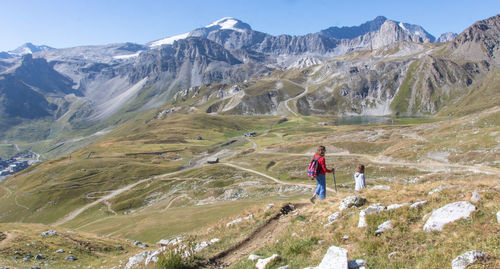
xmin=0 ymin=151 xmax=40 ymax=180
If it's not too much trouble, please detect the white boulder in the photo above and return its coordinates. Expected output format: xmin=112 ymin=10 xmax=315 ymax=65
xmin=256 ymin=254 xmax=280 ymax=269
xmin=248 ymin=254 xmax=263 ymax=261
xmin=410 ymin=200 xmax=428 ymax=209
xmin=317 ymin=246 xmax=348 ymax=269
xmin=328 ymin=212 xmax=341 ymax=223
xmin=451 ymin=250 xmax=485 ymax=269
xmin=497 ymin=211 xmax=500 ymax=223
xmin=339 ymin=195 xmax=366 ymax=211
xmin=358 ymin=211 xmax=367 ymax=228
xmin=387 ymin=203 xmax=410 ymax=210
xmin=375 ymin=220 xmax=393 ymax=235
xmin=358 ymin=204 xmax=386 ymax=228
xmin=423 ymin=201 xmax=476 ymax=232
xmin=126 ymin=251 xmax=151 ymax=269
xmin=364 ymin=203 xmax=386 ymax=214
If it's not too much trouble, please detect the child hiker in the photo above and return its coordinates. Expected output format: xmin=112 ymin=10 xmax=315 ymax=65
xmin=309 ymin=146 xmax=334 ymax=203
xmin=354 ymin=164 xmax=366 ymax=191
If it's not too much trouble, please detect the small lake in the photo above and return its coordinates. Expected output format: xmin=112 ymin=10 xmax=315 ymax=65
xmin=333 ymin=116 xmax=393 ymax=126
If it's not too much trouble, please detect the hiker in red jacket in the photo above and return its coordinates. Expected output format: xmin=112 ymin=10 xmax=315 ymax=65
xmin=310 ymin=146 xmax=334 ymax=203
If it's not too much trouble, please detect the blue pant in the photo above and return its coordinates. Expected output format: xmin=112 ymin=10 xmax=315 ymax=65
xmin=315 ymin=174 xmax=326 ymax=200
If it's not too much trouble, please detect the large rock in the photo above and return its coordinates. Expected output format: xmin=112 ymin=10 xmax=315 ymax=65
xmin=423 ymin=201 xmax=476 ymax=232
xmin=387 ymin=203 xmax=409 ymax=210
xmin=339 ymin=195 xmax=366 ymax=211
xmin=375 ymin=220 xmax=393 ymax=235
xmin=248 ymin=254 xmax=263 ymax=261
xmin=303 ymin=246 xmax=351 ymax=269
xmin=451 ymin=250 xmax=485 ymax=269
xmin=126 ymin=251 xmax=150 ymax=269
xmin=358 ymin=204 xmax=386 ymax=228
xmin=256 ymin=254 xmax=280 ymax=269
xmin=317 ymin=246 xmax=348 ymax=269
xmin=497 ymin=211 xmax=500 ymax=223
xmin=409 ymin=200 xmax=428 ymax=209
xmin=357 ymin=211 xmax=367 ymax=228
xmin=328 ymin=212 xmax=341 ymax=223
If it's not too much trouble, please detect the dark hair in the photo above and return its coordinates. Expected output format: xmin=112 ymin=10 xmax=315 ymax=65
xmin=316 ymin=146 xmax=326 ymax=156
xmin=356 ymin=164 xmax=365 ymax=173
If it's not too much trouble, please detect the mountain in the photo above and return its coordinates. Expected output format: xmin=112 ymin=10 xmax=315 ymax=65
xmin=7 ymin=42 xmax=55 ymax=56
xmin=0 ymin=54 xmax=77 ymax=121
xmin=320 ymin=15 xmax=435 ymax=43
xmin=1 ymin=15 xmax=499 ymax=151
xmin=436 ymin=32 xmax=458 ymax=42
xmin=448 ymin=14 xmax=500 ymax=66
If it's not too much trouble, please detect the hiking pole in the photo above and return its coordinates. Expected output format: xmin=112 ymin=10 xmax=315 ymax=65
xmin=332 ymin=171 xmax=338 ymax=193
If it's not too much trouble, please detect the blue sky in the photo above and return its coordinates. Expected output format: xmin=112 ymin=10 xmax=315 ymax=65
xmin=1 ymin=0 xmax=499 ymax=51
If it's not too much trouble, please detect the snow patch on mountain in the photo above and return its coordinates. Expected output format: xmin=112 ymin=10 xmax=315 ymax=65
xmin=150 ymin=33 xmax=190 ymax=47
xmin=113 ymin=51 xmax=143 ymax=59
xmin=205 ymin=17 xmax=247 ymax=32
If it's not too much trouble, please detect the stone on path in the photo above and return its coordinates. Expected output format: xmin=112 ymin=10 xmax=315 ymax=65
xmin=339 ymin=195 xmax=366 ymax=211
xmin=451 ymin=250 xmax=485 ymax=269
xmin=423 ymin=201 xmax=476 ymax=232
xmin=470 ymin=190 xmax=481 ymax=203
xmin=375 ymin=220 xmax=393 ymax=235
xmin=277 ymin=265 xmax=289 ymax=269
xmin=256 ymin=254 xmax=280 ymax=269
xmin=497 ymin=211 xmax=500 ymax=223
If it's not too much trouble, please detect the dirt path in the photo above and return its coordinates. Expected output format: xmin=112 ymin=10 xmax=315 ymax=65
xmin=206 ymin=204 xmax=299 ymax=268
xmin=53 ymin=166 xmax=199 ymax=226
xmin=14 ymin=195 xmax=30 ymax=210
xmin=256 ymin=151 xmax=500 ymax=175
xmin=283 ymin=86 xmax=308 ymax=117
xmin=1 ymin=186 xmax=12 ymax=200
xmin=222 ymin=163 xmax=334 ymax=192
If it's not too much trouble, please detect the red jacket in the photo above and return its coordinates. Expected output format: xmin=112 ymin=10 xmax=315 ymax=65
xmin=314 ymin=154 xmax=332 ymax=175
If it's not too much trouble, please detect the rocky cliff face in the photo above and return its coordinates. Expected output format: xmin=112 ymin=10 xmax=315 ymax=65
xmin=449 ymin=14 xmax=500 ymax=66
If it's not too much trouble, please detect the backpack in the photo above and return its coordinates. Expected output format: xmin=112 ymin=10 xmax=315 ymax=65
xmin=307 ymin=155 xmax=321 ymax=179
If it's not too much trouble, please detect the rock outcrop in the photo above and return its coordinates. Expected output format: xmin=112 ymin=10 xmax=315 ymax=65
xmin=423 ymin=201 xmax=476 ymax=232
xmin=256 ymin=254 xmax=280 ymax=269
xmin=339 ymin=195 xmax=367 ymax=211
xmin=451 ymin=250 xmax=485 ymax=269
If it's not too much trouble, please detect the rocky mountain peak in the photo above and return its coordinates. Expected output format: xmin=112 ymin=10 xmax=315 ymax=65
xmin=9 ymin=42 xmax=54 ymax=56
xmin=320 ymin=16 xmax=388 ymax=39
xmin=436 ymin=32 xmax=458 ymax=42
xmin=450 ymin=14 xmax=500 ymax=65
xmin=204 ymin=17 xmax=252 ymax=32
